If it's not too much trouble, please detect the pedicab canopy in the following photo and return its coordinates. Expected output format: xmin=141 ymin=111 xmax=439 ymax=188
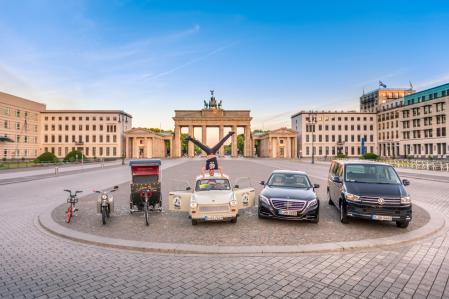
xmin=129 ymin=159 xmax=161 ymax=176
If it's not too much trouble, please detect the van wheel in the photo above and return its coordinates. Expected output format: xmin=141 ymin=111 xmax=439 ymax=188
xmin=396 ymin=220 xmax=409 ymax=228
xmin=327 ymin=190 xmax=334 ymax=205
xmin=339 ymin=201 xmax=349 ymax=224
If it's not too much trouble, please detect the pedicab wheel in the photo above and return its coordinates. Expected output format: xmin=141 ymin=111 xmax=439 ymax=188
xmin=65 ymin=206 xmax=72 ymax=223
xmin=101 ymin=206 xmax=107 ymax=225
xmin=191 ymin=219 xmax=198 ymax=225
xmin=144 ymin=201 xmax=149 ymax=226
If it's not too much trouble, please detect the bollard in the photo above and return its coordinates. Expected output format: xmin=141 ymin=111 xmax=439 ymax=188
xmin=55 ymin=167 xmax=59 ymax=175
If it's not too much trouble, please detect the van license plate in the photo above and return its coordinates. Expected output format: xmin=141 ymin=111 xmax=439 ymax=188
xmin=205 ymin=216 xmax=223 ymax=221
xmin=372 ymin=215 xmax=392 ymax=221
xmin=278 ymin=210 xmax=298 ymax=216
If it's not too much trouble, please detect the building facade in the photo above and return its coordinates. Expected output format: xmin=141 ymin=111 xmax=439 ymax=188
xmin=41 ymin=110 xmax=132 ymax=159
xmin=360 ymin=88 xmax=414 ymax=112
xmin=253 ymin=128 xmax=297 ymax=158
xmin=125 ymin=128 xmax=172 ymax=159
xmin=291 ymin=111 xmax=377 ymax=158
xmin=0 ymin=92 xmax=46 ymax=160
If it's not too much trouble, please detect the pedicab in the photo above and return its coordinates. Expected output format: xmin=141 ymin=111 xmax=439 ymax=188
xmin=129 ymin=159 xmax=162 ymax=226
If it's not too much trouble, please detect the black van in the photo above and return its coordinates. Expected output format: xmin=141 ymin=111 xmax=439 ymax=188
xmin=327 ymin=160 xmax=412 ymax=228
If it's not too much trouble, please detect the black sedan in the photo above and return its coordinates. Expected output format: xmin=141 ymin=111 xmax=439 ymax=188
xmin=258 ymin=170 xmax=319 ymax=223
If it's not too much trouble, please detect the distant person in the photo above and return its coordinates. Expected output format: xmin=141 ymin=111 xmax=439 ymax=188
xmin=185 ymin=131 xmax=235 ymax=176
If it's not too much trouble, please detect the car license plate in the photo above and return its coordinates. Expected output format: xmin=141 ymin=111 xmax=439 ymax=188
xmin=278 ymin=210 xmax=298 ymax=216
xmin=372 ymin=215 xmax=392 ymax=221
xmin=204 ymin=215 xmax=224 ymax=221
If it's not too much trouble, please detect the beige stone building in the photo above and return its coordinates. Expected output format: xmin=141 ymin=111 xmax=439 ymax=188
xmin=253 ymin=128 xmax=297 ymax=158
xmin=41 ymin=110 xmax=132 ymax=159
xmin=0 ymin=92 xmax=46 ymax=159
xmin=377 ymin=98 xmax=402 ymax=157
xmin=291 ymin=111 xmax=377 ymax=158
xmin=125 ymin=128 xmax=172 ymax=158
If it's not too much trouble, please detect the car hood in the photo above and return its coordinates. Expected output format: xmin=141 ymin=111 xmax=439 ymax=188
xmin=345 ymin=182 xmax=407 ymax=198
xmin=261 ymin=186 xmax=316 ymax=201
xmin=193 ymin=191 xmax=233 ymax=204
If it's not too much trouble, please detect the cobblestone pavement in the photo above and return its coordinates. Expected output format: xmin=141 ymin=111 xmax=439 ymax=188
xmin=51 ymin=160 xmax=429 ymax=246
xmin=1 ymin=158 xmax=449 ymax=298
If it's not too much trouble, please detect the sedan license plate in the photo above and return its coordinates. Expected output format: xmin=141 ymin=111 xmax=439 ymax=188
xmin=204 ymin=215 xmax=224 ymax=221
xmin=372 ymin=215 xmax=392 ymax=221
xmin=278 ymin=210 xmax=298 ymax=216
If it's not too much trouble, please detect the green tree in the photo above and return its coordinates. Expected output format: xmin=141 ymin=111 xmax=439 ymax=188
xmin=362 ymin=152 xmax=379 ymax=160
xmin=35 ymin=152 xmax=59 ymax=163
xmin=237 ymin=134 xmax=244 ymax=155
xmin=64 ymin=150 xmax=86 ymax=162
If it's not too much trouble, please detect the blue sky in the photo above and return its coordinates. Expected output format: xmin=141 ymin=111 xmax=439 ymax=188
xmin=1 ymin=0 xmax=449 ymax=129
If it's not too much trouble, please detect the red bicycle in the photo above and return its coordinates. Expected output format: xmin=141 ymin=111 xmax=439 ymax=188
xmin=64 ymin=189 xmax=82 ymax=223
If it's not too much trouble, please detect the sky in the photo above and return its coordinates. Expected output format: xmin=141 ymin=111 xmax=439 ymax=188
xmin=1 ymin=0 xmax=449 ymax=130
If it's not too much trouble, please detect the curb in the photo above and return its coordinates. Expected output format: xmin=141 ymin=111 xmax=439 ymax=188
xmin=38 ymin=201 xmax=446 ymax=256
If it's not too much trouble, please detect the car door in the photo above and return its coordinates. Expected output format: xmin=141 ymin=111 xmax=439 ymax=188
xmin=233 ymin=177 xmax=256 ymax=209
xmin=168 ymin=191 xmax=192 ymax=212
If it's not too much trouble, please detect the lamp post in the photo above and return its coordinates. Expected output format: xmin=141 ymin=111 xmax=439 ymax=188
xmin=309 ymin=112 xmax=317 ymax=164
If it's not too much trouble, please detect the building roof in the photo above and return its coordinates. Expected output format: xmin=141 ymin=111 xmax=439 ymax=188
xmin=291 ymin=110 xmax=375 ymax=118
xmin=403 ymin=82 xmax=449 ymax=106
xmin=0 ymin=91 xmax=46 ymax=111
xmin=43 ymin=110 xmax=132 ymax=118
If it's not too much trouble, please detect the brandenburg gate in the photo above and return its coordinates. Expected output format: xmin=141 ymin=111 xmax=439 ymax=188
xmin=172 ymin=92 xmax=253 ymax=158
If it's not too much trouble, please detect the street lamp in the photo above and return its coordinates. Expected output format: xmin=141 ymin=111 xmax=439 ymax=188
xmin=309 ymin=112 xmax=317 ymax=164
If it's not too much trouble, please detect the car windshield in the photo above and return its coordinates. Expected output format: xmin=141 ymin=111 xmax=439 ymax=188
xmin=267 ymin=173 xmax=312 ymax=188
xmin=345 ymin=164 xmax=401 ymax=184
xmin=195 ymin=179 xmax=231 ymax=191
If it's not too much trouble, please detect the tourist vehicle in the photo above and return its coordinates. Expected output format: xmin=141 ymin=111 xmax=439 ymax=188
xmin=327 ymin=160 xmax=412 ymax=228
xmin=95 ymin=186 xmax=118 ymax=225
xmin=64 ymin=189 xmax=82 ymax=223
xmin=129 ymin=159 xmax=162 ymax=226
xmin=168 ymin=174 xmax=255 ymax=225
xmin=258 ymin=170 xmax=320 ymax=223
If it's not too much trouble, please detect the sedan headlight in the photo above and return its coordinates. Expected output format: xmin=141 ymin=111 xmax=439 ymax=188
xmin=344 ymin=192 xmax=360 ymax=202
xmin=190 ymin=198 xmax=198 ymax=209
xmin=401 ymin=196 xmax=411 ymax=205
xmin=259 ymin=195 xmax=270 ymax=205
xmin=307 ymin=198 xmax=318 ymax=207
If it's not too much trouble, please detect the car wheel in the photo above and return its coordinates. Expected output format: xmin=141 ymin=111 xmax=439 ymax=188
xmin=258 ymin=206 xmax=266 ymax=219
xmin=339 ymin=201 xmax=349 ymax=224
xmin=191 ymin=219 xmax=198 ymax=226
xmin=396 ymin=220 xmax=409 ymax=228
xmin=311 ymin=213 xmax=319 ymax=224
xmin=327 ymin=190 xmax=334 ymax=206
xmin=230 ymin=217 xmax=237 ymax=224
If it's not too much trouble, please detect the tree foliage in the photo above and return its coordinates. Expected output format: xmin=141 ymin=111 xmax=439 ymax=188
xmin=63 ymin=150 xmax=86 ymax=162
xmin=35 ymin=152 xmax=59 ymax=163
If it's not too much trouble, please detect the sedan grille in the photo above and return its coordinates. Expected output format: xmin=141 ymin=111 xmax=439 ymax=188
xmin=198 ymin=204 xmax=229 ymax=213
xmin=360 ymin=196 xmax=401 ymax=207
xmin=270 ymin=199 xmax=306 ymax=211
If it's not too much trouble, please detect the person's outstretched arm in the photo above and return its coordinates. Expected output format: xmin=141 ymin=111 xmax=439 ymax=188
xmin=210 ymin=131 xmax=235 ymax=154
xmin=185 ymin=135 xmax=212 ymax=154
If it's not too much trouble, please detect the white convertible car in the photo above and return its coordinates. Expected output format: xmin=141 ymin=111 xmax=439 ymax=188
xmin=168 ymin=174 xmax=255 ymax=225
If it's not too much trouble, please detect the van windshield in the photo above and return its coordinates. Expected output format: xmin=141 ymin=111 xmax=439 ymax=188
xmin=345 ymin=164 xmax=401 ymax=184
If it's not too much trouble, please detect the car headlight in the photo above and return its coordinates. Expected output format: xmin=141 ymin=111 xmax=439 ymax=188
xmin=344 ymin=192 xmax=360 ymax=201
xmin=259 ymin=195 xmax=270 ymax=205
xmin=190 ymin=199 xmax=198 ymax=209
xmin=308 ymin=198 xmax=318 ymax=207
xmin=101 ymin=194 xmax=108 ymax=200
xmin=401 ymin=196 xmax=411 ymax=205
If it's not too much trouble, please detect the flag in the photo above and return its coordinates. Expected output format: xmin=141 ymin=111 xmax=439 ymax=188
xmin=409 ymin=80 xmax=413 ymax=90
xmin=379 ymin=81 xmax=387 ymax=88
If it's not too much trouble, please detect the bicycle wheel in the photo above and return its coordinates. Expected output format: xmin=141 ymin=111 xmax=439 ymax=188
xmin=101 ymin=206 xmax=107 ymax=225
xmin=66 ymin=206 xmax=72 ymax=223
xmin=144 ymin=201 xmax=149 ymax=226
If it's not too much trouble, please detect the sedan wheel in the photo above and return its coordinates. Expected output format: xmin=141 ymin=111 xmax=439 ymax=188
xmin=339 ymin=201 xmax=349 ymax=224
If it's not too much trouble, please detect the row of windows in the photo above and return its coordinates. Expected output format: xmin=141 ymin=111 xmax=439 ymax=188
xmin=402 ymin=128 xmax=447 ymax=139
xmin=44 ymin=134 xmax=118 ymax=144
xmin=305 ymin=146 xmax=374 ymax=156
xmin=379 ymin=121 xmax=398 ymax=130
xmin=45 ymin=146 xmax=118 ymax=157
xmin=3 ymin=120 xmax=39 ymax=132
xmin=378 ymin=111 xmax=400 ymax=121
xmin=406 ymin=89 xmax=449 ymax=105
xmin=3 ymin=149 xmax=38 ymax=158
xmin=44 ymin=115 xmax=124 ymax=122
xmin=305 ymin=116 xmax=374 ymax=122
xmin=2 ymin=134 xmax=38 ymax=143
xmin=2 ymin=107 xmax=39 ymax=120
xmin=44 ymin=124 xmax=118 ymax=132
xmin=379 ymin=131 xmax=399 ymax=141
xmin=305 ymin=124 xmax=374 ymax=132
xmin=305 ymin=134 xmax=374 ymax=143
xmin=404 ymin=143 xmax=448 ymax=156
xmin=403 ymin=102 xmax=446 ymax=118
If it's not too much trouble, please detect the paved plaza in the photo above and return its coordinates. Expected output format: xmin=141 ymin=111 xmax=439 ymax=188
xmin=1 ymin=158 xmax=449 ymax=298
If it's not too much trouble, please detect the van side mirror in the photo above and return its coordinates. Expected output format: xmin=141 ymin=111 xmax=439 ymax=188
xmin=259 ymin=181 xmax=265 ymax=186
xmin=313 ymin=184 xmax=320 ymax=189
xmin=332 ymin=176 xmax=342 ymax=183
xmin=402 ymin=179 xmax=410 ymax=186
